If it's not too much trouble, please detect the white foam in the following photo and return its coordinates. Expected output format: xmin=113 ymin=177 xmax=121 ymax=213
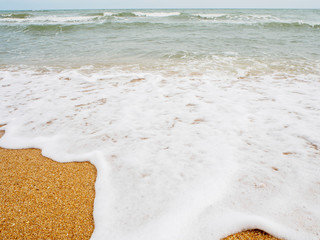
xmin=192 ymin=13 xmax=304 ymax=25
xmin=0 ymin=15 xmax=100 ymax=24
xmin=133 ymin=12 xmax=181 ymax=17
xmin=1 ymin=61 xmax=320 ymax=239
xmin=103 ymin=12 xmax=114 ymax=16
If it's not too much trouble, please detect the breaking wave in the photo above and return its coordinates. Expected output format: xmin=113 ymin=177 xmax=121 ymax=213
xmin=0 ymin=10 xmax=319 ymax=30
xmin=0 ymin=13 xmax=33 ymax=19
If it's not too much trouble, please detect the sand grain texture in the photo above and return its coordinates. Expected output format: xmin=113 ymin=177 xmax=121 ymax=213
xmin=0 ymin=141 xmax=96 ymax=239
xmin=223 ymin=229 xmax=282 ymax=240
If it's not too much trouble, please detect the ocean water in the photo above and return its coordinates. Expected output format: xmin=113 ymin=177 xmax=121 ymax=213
xmin=0 ymin=9 xmax=320 ymax=239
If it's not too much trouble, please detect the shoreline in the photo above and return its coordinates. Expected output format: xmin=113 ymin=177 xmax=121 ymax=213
xmin=0 ymin=129 xmax=281 ymax=239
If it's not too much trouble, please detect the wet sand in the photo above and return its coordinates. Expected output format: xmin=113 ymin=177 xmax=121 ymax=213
xmin=0 ymin=128 xmax=281 ymax=239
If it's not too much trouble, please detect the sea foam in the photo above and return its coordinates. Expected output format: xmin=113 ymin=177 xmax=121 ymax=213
xmin=0 ymin=62 xmax=320 ymax=239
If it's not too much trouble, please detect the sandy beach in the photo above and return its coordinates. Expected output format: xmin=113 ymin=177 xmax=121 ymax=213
xmin=0 ymin=128 xmax=281 ymax=240
xmin=0 ymin=129 xmax=96 ymax=239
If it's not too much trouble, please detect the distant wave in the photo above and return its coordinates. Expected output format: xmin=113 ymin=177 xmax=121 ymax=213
xmin=192 ymin=13 xmax=278 ymax=20
xmin=0 ymin=15 xmax=100 ymax=24
xmin=111 ymin=12 xmax=137 ymax=17
xmin=0 ymin=11 xmax=319 ymax=30
xmin=191 ymin=13 xmax=228 ymax=19
xmin=133 ymin=12 xmax=181 ymax=17
xmin=261 ymin=21 xmax=320 ymax=29
xmin=86 ymin=11 xmax=181 ymax=18
xmin=23 ymin=24 xmax=76 ymax=32
xmin=0 ymin=21 xmax=168 ymax=33
xmin=1 ymin=22 xmax=318 ymax=34
xmin=0 ymin=13 xmax=33 ymax=19
xmin=86 ymin=12 xmax=104 ymax=17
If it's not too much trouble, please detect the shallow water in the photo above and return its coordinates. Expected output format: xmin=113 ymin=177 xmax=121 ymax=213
xmin=0 ymin=8 xmax=320 ymax=240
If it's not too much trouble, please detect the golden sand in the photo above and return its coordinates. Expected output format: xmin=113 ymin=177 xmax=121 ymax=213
xmin=223 ymin=229 xmax=282 ymax=240
xmin=0 ymin=136 xmax=96 ymax=239
xmin=0 ymin=128 xmax=281 ymax=240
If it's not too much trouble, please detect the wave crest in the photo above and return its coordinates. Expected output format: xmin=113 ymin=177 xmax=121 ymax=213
xmin=0 ymin=13 xmax=33 ymax=19
xmin=112 ymin=12 xmax=137 ymax=17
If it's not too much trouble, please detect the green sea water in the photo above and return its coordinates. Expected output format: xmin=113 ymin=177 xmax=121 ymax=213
xmin=0 ymin=9 xmax=319 ymax=71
